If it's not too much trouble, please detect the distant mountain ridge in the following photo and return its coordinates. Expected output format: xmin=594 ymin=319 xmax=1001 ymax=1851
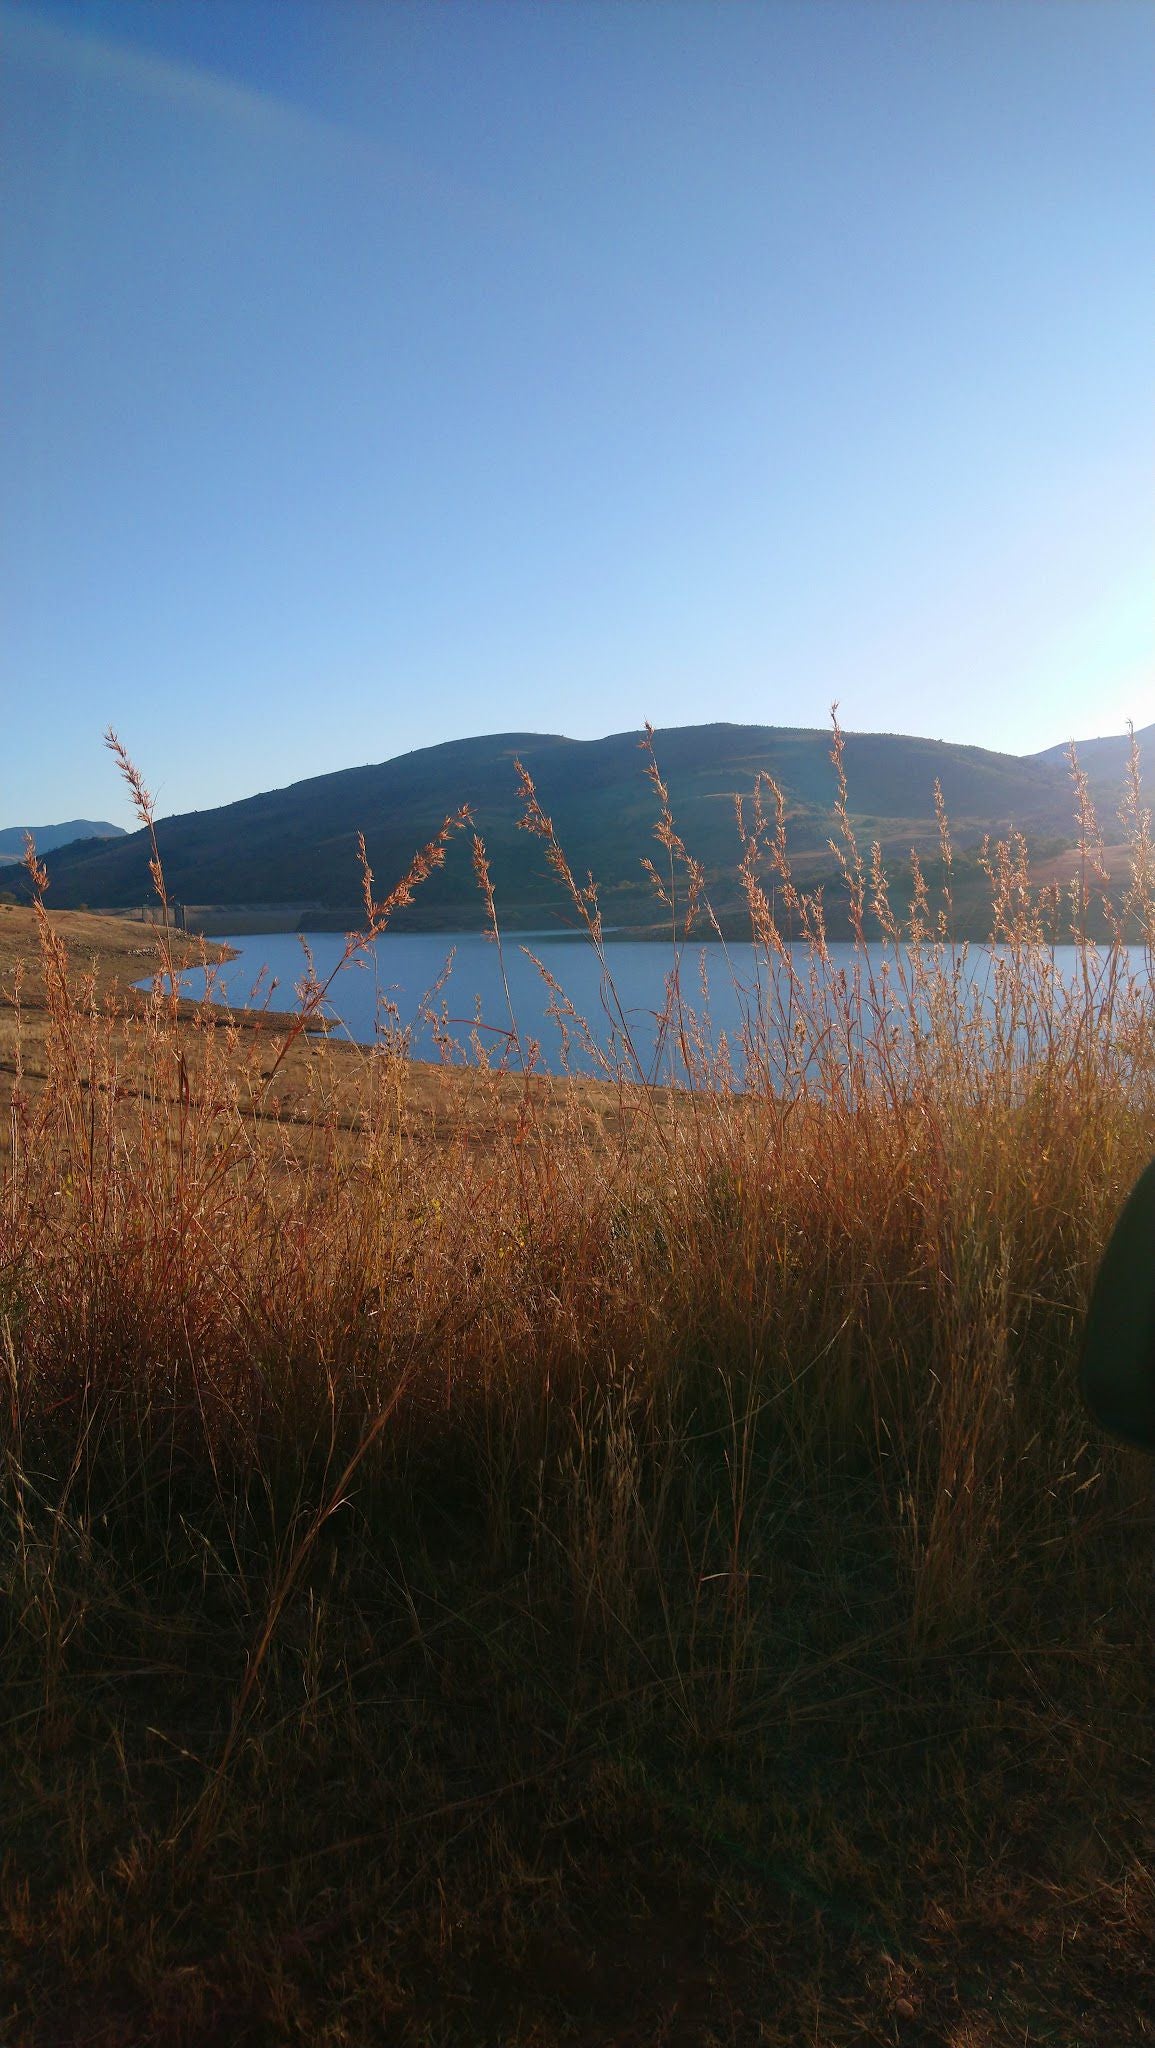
xmin=1028 ymin=728 xmax=1151 ymax=782
xmin=0 ymin=819 xmax=126 ymax=863
xmin=17 ymin=722 xmax=1155 ymax=939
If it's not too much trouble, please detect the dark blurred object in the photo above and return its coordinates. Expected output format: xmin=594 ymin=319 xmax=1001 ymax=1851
xmin=1079 ymin=1158 xmax=1155 ymax=1453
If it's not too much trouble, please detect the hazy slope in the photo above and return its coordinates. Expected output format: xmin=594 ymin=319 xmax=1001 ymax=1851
xmin=27 ymin=722 xmax=1116 ymax=935
xmin=0 ymin=819 xmax=126 ymax=862
xmin=1029 ymin=722 xmax=1155 ymax=807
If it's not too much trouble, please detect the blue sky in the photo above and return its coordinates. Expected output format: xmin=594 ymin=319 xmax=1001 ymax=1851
xmin=3 ymin=0 xmax=1152 ymax=828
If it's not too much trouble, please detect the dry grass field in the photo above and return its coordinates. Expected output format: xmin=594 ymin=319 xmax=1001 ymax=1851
xmin=2 ymin=730 xmax=1154 ymax=2045
xmin=0 ymin=902 xmax=639 ymax=1161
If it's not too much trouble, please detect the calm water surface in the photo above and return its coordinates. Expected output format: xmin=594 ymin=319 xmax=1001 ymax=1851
xmin=153 ymin=932 xmax=1141 ymax=1087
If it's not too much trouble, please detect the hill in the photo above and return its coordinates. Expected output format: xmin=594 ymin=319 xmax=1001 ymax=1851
xmin=20 ymin=722 xmax=1150 ymax=939
xmin=0 ymin=818 xmax=126 ymax=863
xmin=1029 ymin=721 xmax=1155 ymax=800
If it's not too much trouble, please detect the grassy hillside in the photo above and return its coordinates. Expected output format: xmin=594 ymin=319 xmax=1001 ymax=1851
xmin=3 ymin=827 xmax=1154 ymax=2044
xmin=24 ymin=721 xmax=1141 ymax=938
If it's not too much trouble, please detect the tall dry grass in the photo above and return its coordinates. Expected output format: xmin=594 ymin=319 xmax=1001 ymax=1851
xmin=1 ymin=715 xmax=1153 ymax=2044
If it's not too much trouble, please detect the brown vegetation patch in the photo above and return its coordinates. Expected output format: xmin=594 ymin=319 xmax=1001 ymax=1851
xmin=2 ymin=729 xmax=1154 ymax=2043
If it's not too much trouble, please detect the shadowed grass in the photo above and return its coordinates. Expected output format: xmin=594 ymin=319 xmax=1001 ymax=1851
xmin=1 ymin=717 xmax=1153 ymax=2044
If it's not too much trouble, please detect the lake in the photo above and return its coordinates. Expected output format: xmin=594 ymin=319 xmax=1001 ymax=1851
xmin=148 ymin=930 xmax=1147 ymax=1090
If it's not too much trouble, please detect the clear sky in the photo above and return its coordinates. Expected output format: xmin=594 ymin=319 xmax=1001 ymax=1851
xmin=3 ymin=0 xmax=1152 ymax=828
